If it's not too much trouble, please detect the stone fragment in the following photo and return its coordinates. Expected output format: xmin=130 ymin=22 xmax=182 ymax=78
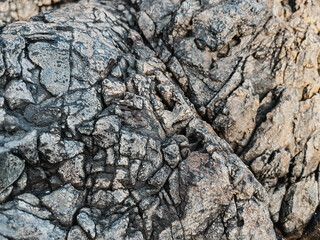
xmin=64 ymin=88 xmax=102 ymax=133
xmin=27 ymin=167 xmax=49 ymax=192
xmin=93 ymin=116 xmax=121 ymax=148
xmin=98 ymin=214 xmax=129 ymax=240
xmin=41 ymin=184 xmax=85 ymax=226
xmin=38 ymin=132 xmax=63 ymax=163
xmin=0 ymin=149 xmax=24 ymax=193
xmin=4 ymin=80 xmax=34 ymax=110
xmin=102 ymin=78 xmax=126 ymax=105
xmin=11 ymin=171 xmax=27 ymax=195
xmin=162 ymin=141 xmax=181 ymax=168
xmin=4 ymin=130 xmax=39 ymax=164
xmin=39 ymin=132 xmax=84 ymax=164
xmin=120 ymin=130 xmax=148 ymax=159
xmin=67 ymin=226 xmax=88 ymax=240
xmin=148 ymin=165 xmax=171 ymax=188
xmin=93 ymin=173 xmax=112 ymax=190
xmin=77 ymin=211 xmax=96 ymax=239
xmin=0 ymin=186 xmax=13 ymax=204
xmin=58 ymin=155 xmax=85 ymax=187
xmin=280 ymin=175 xmax=319 ymax=237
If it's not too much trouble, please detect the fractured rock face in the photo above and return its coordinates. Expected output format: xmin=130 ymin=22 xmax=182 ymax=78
xmin=1 ymin=0 xmax=320 ymax=239
xmin=0 ymin=193 xmax=66 ymax=239
xmin=134 ymin=0 xmax=320 ymax=238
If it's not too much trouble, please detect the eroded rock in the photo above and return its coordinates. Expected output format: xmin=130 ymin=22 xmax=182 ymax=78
xmin=2 ymin=0 xmax=319 ymax=239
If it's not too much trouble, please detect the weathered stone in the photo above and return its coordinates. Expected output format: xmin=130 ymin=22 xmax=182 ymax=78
xmin=39 ymin=132 xmax=84 ymax=164
xmin=29 ymin=41 xmax=70 ymax=96
xmin=41 ymin=184 xmax=85 ymax=226
xmin=98 ymin=214 xmax=129 ymax=240
xmin=38 ymin=132 xmax=63 ymax=163
xmin=280 ymin=175 xmax=319 ymax=238
xmin=77 ymin=211 xmax=96 ymax=239
xmin=64 ymin=88 xmax=102 ymax=133
xmin=162 ymin=141 xmax=181 ymax=168
xmin=93 ymin=116 xmax=121 ymax=148
xmin=0 ymin=149 xmax=24 ymax=193
xmin=26 ymin=167 xmax=49 ymax=192
xmin=4 ymin=80 xmax=34 ymax=110
xmin=67 ymin=225 xmax=88 ymax=240
xmin=3 ymin=0 xmax=320 ymax=238
xmin=11 ymin=171 xmax=27 ymax=196
xmin=102 ymin=78 xmax=126 ymax=105
xmin=58 ymin=155 xmax=85 ymax=187
xmin=0 ymin=0 xmax=72 ymax=24
xmin=0 ymin=207 xmax=66 ymax=240
xmin=119 ymin=130 xmax=148 ymax=159
xmin=148 ymin=165 xmax=171 ymax=188
xmin=4 ymin=130 xmax=39 ymax=164
xmin=93 ymin=173 xmax=112 ymax=191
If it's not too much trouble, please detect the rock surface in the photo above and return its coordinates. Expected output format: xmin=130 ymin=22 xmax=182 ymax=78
xmin=0 ymin=0 xmax=76 ymax=24
xmin=0 ymin=0 xmax=319 ymax=239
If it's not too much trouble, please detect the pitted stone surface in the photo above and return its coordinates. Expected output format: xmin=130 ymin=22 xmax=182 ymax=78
xmin=1 ymin=0 xmax=320 ymax=239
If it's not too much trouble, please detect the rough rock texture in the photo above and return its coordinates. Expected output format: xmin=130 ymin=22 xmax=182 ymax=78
xmin=0 ymin=0 xmax=320 ymax=239
xmin=0 ymin=0 xmax=77 ymax=24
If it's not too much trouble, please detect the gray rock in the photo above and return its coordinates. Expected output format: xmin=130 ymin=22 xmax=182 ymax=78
xmin=98 ymin=214 xmax=129 ymax=240
xmin=93 ymin=116 xmax=121 ymax=148
xmin=58 ymin=155 xmax=85 ymax=187
xmin=4 ymin=80 xmax=34 ymax=110
xmin=64 ymin=88 xmax=102 ymax=133
xmin=148 ymin=165 xmax=171 ymax=188
xmin=102 ymin=78 xmax=126 ymax=105
xmin=0 ymin=0 xmax=73 ymax=24
xmin=28 ymin=41 xmax=70 ymax=96
xmin=39 ymin=132 xmax=84 ymax=164
xmin=280 ymin=175 xmax=319 ymax=237
xmin=0 ymin=186 xmax=13 ymax=204
xmin=38 ymin=132 xmax=64 ymax=163
xmin=67 ymin=225 xmax=88 ymax=240
xmin=93 ymin=173 xmax=113 ymax=191
xmin=4 ymin=130 xmax=39 ymax=165
xmin=0 ymin=207 xmax=66 ymax=240
xmin=162 ymin=141 xmax=181 ymax=168
xmin=120 ymin=130 xmax=148 ymax=159
xmin=0 ymin=149 xmax=24 ymax=193
xmin=77 ymin=211 xmax=96 ymax=239
xmin=4 ymin=0 xmax=318 ymax=238
xmin=41 ymin=184 xmax=85 ymax=226
xmin=11 ymin=171 xmax=27 ymax=195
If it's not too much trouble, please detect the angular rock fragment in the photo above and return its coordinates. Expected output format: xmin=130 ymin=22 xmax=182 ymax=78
xmin=41 ymin=184 xmax=85 ymax=226
xmin=39 ymin=132 xmax=84 ymax=164
xmin=120 ymin=130 xmax=148 ymax=159
xmin=0 ymin=149 xmax=24 ymax=194
xmin=77 ymin=210 xmax=96 ymax=239
xmin=58 ymin=155 xmax=85 ymax=187
xmin=4 ymin=80 xmax=34 ymax=110
xmin=4 ymin=130 xmax=39 ymax=164
xmin=102 ymin=78 xmax=126 ymax=105
xmin=93 ymin=116 xmax=121 ymax=148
